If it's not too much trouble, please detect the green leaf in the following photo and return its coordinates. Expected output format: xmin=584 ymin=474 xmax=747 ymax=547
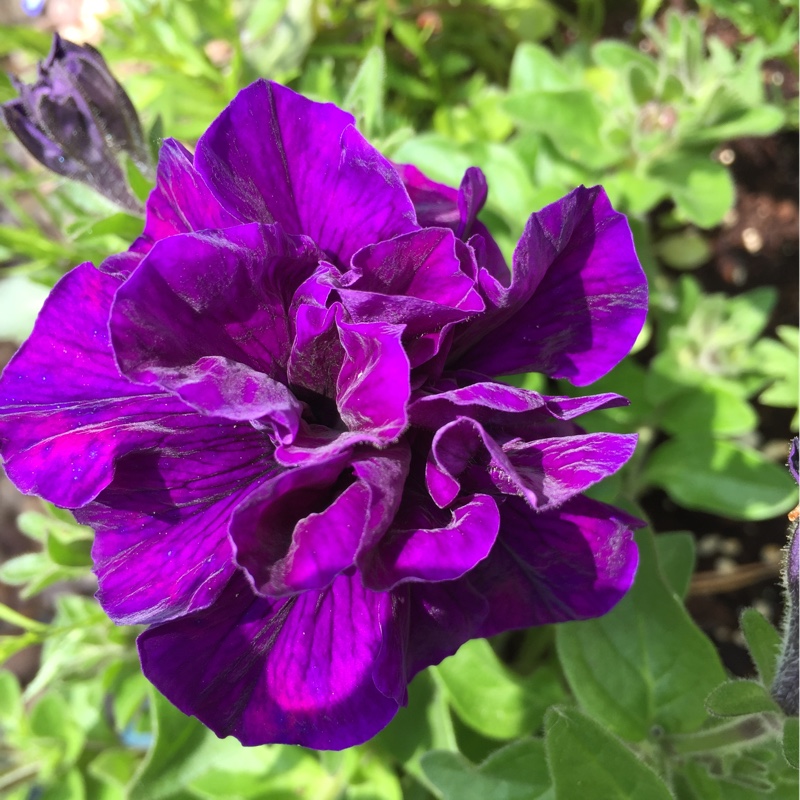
xmin=706 ymin=680 xmax=780 ymax=716
xmin=659 ymin=386 xmax=758 ymax=438
xmin=784 ymin=717 xmax=798 ymax=769
xmin=105 ymin=661 xmax=150 ymax=732
xmin=421 ymin=739 xmax=552 ymax=800
xmin=343 ymin=46 xmax=385 ymax=138
xmin=656 ymin=229 xmax=711 ymax=270
xmin=30 ymin=694 xmax=85 ymax=767
xmin=185 ymin=744 xmax=326 ymax=800
xmin=504 ymin=89 xmax=619 ymax=170
xmin=591 ymin=40 xmax=658 ymax=77
xmin=556 ymin=529 xmax=725 ymax=740
xmin=0 ymin=276 xmax=51 ymax=343
xmin=347 ymin=755 xmax=403 ymax=800
xmin=674 ymin=760 xmax=723 ymax=800
xmin=15 ymin=511 xmax=50 ymax=542
xmin=434 ymin=638 xmax=565 ymax=739
xmin=128 ymin=687 xmax=216 ymax=800
xmin=650 ymin=157 xmax=734 ymax=228
xmin=0 ymin=225 xmax=68 ymax=261
xmin=46 ymin=532 xmax=93 ymax=568
xmin=755 ymin=330 xmax=799 ymax=410
xmin=644 ymin=437 xmax=796 ymax=520
xmin=73 ymin=212 xmax=145 ymax=242
xmin=544 ymin=706 xmax=672 ymax=800
xmin=685 ymin=106 xmax=785 ymax=144
xmin=654 ymin=531 xmax=696 ymax=599
xmin=508 ymin=42 xmax=572 ymax=93
xmin=0 ymin=552 xmax=50 ymax=587
xmin=725 ymin=286 xmax=777 ymax=341
xmin=89 ymin=749 xmax=140 ymax=788
xmin=16 ymin=511 xmax=93 ymax=547
xmin=38 ymin=769 xmax=86 ymax=800
xmin=392 ymin=134 xmax=474 ymax=190
xmin=0 ymin=26 xmax=52 ymax=55
xmin=375 ymin=670 xmax=457 ymax=777
xmin=0 ymin=670 xmax=22 ymax=725
xmin=740 ymin=608 xmax=781 ymax=687
xmin=603 ymin=171 xmax=669 ymax=215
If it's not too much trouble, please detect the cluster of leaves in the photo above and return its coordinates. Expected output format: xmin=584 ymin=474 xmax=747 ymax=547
xmin=0 ymin=0 xmax=797 ymax=798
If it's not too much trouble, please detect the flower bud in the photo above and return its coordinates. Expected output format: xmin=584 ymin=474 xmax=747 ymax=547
xmin=772 ymin=437 xmax=799 ymax=716
xmin=1 ymin=34 xmax=151 ymax=214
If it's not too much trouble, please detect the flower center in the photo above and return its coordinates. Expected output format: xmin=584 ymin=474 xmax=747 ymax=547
xmin=293 ymin=385 xmax=346 ymax=431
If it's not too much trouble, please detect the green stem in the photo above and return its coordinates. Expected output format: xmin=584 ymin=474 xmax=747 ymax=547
xmin=0 ymin=603 xmax=47 ymax=634
xmin=0 ymin=762 xmax=41 ymax=792
xmin=624 ymin=424 xmax=656 ymax=500
xmin=664 ymin=714 xmax=782 ymax=757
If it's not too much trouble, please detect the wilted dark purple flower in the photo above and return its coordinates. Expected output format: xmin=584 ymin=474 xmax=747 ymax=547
xmin=0 ymin=80 xmax=648 ymax=748
xmin=1 ymin=34 xmax=150 ymax=213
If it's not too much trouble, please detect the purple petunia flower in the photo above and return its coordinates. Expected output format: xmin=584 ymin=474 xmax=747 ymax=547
xmin=0 ymin=80 xmax=648 ymax=749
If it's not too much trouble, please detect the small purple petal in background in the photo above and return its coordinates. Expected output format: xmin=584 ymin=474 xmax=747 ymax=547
xmin=22 ymin=0 xmax=47 ymax=16
xmin=789 ymin=436 xmax=799 ymax=485
xmin=771 ymin=436 xmax=799 ymax=715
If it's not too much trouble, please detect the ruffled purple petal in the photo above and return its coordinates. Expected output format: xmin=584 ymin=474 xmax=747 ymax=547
xmin=287 ymin=293 xmax=340 ymax=400
xmin=336 ymin=316 xmax=410 ymax=438
xmin=196 ymin=80 xmax=417 ymax=265
xmin=230 ymin=445 xmax=408 ymax=596
xmin=78 ymin=418 xmax=276 ymax=625
xmin=425 ymin=417 xmax=515 ymax=507
xmin=287 ymin=270 xmax=414 ymax=432
xmin=363 ymin=492 xmax=500 ymax=590
xmin=502 ymin=432 xmax=638 ymax=509
xmin=396 ymin=164 xmax=509 ymax=285
xmin=422 ymin=410 xmax=636 ymax=511
xmin=229 ymin=454 xmax=355 ymax=596
xmin=347 ymin=228 xmax=482 ymax=315
xmin=471 ymin=495 xmax=640 ymax=633
xmin=410 ymin=380 xmax=628 ymax=437
xmin=374 ymin=577 xmax=489 ymax=701
xmin=138 ymin=570 xmax=401 ymax=749
xmin=0 ymin=263 xmax=189 ymax=507
xmin=110 ymin=224 xmax=318 ymax=433
xmin=453 ymin=185 xmax=647 ymax=385
xmin=102 ymin=138 xmax=239 ymax=277
xmin=396 ymin=164 xmax=459 ymax=227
